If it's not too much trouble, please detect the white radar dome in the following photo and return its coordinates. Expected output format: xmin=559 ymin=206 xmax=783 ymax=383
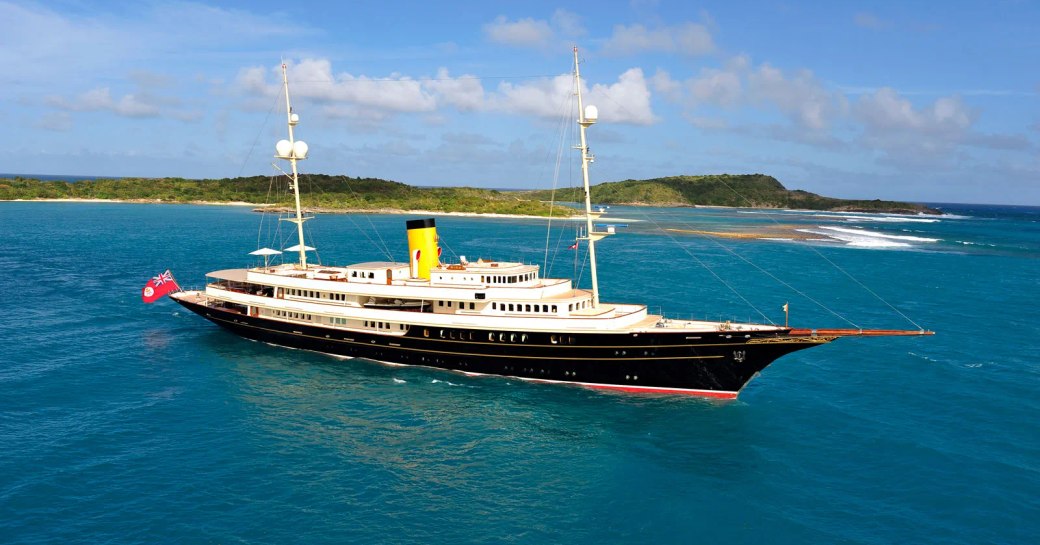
xmin=293 ymin=141 xmax=309 ymax=159
xmin=275 ymin=139 xmax=292 ymax=157
xmin=584 ymin=105 xmax=599 ymax=122
xmin=290 ymin=113 xmax=299 ymax=123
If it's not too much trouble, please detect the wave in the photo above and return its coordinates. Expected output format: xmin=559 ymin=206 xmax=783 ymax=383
xmin=805 ymin=213 xmax=940 ymax=224
xmin=797 ymin=226 xmax=940 ymax=248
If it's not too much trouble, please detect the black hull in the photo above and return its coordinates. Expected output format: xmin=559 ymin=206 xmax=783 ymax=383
xmin=173 ymin=298 xmax=826 ymax=398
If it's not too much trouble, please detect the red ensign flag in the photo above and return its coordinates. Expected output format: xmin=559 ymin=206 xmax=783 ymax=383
xmin=142 ymin=270 xmax=180 ymax=303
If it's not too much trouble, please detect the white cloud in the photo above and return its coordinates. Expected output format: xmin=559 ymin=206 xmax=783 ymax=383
xmin=481 ymin=10 xmax=585 ymax=49
xmin=489 ymin=68 xmax=656 ymax=125
xmin=601 ymin=22 xmax=714 ymax=56
xmin=425 ymin=69 xmax=485 ymax=111
xmin=650 ymin=69 xmax=682 ymax=102
xmin=236 ymin=59 xmax=656 ymax=125
xmin=689 ymin=68 xmax=742 ymax=107
xmin=236 ymin=59 xmax=437 ymax=116
xmin=586 ymin=68 xmax=657 ymax=125
xmin=748 ymin=64 xmax=845 ymax=130
xmin=850 ymin=88 xmax=1008 ymax=164
xmin=489 ymin=74 xmax=574 ymax=118
xmin=856 ymin=88 xmax=972 ymax=134
xmin=483 ymin=15 xmax=554 ymax=47
xmin=46 ymin=87 xmax=162 ymax=118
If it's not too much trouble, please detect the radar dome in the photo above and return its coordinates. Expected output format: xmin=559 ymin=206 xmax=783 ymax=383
xmin=293 ymin=141 xmax=309 ymax=159
xmin=275 ymin=139 xmax=292 ymax=157
xmin=584 ymin=105 xmax=599 ymax=122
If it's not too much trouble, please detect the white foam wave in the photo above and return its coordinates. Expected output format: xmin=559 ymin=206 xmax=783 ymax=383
xmin=807 ymin=213 xmax=939 ymax=223
xmin=817 ymin=226 xmax=940 ymax=243
xmin=393 ymin=378 xmax=406 ymax=384
xmin=796 ymin=226 xmax=939 ymax=248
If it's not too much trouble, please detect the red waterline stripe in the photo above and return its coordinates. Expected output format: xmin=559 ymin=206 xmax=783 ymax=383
xmin=580 ymin=382 xmax=739 ymax=399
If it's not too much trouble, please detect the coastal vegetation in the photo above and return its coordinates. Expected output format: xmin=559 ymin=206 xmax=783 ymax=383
xmin=0 ymin=173 xmax=939 ymax=215
xmin=522 ymin=174 xmax=941 ymax=214
xmin=0 ymin=175 xmax=573 ymax=217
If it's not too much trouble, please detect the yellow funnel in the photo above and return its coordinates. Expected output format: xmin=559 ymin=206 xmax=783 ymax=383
xmin=406 ymin=218 xmax=439 ymax=279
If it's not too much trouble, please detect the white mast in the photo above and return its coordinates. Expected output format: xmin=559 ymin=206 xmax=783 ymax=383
xmin=573 ymin=47 xmax=604 ymax=307
xmin=275 ymin=62 xmax=311 ymax=268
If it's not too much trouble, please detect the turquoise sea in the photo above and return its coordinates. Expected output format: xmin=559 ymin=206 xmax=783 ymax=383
xmin=1 ymin=201 xmax=1037 ymax=544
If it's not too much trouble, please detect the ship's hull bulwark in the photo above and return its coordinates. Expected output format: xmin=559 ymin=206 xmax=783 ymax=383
xmin=174 ymin=298 xmax=830 ymax=398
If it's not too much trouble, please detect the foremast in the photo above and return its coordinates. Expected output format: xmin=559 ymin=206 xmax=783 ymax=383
xmin=275 ymin=63 xmax=311 ymax=268
xmin=573 ymin=47 xmax=605 ymax=308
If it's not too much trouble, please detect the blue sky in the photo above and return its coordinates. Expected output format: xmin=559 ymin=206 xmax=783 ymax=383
xmin=2 ymin=1 xmax=1038 ymax=204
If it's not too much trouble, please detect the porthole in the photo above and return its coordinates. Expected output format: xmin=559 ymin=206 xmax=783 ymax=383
xmin=510 ymin=334 xmax=516 ymax=342
xmin=489 ymin=332 xmax=496 ymax=342
xmin=550 ymin=335 xmax=558 ymax=344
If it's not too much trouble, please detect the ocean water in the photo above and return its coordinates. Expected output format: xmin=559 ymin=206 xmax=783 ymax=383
xmin=1 ymin=201 xmax=1037 ymax=544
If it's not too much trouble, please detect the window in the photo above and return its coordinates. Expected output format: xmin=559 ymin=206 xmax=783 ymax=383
xmin=542 ymin=305 xmax=548 ymax=313
xmin=469 ymin=302 xmax=475 ymax=310
xmin=508 ymin=304 xmax=514 ymax=312
xmin=552 ymin=305 xmax=557 ymax=313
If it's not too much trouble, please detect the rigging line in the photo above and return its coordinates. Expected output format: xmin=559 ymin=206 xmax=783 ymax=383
xmin=639 ymin=211 xmax=774 ymax=324
xmin=544 ymin=92 xmax=574 ymax=273
xmin=300 ymin=175 xmax=396 ymax=262
xmin=299 ymin=173 xmax=394 ymax=260
xmin=238 ymin=95 xmax=281 ymax=179
xmin=670 ymin=215 xmax=860 ymax=328
xmin=710 ymin=177 xmax=925 ymax=331
xmin=331 ymin=177 xmax=396 ymax=261
xmin=256 ymin=173 xmax=280 ymax=251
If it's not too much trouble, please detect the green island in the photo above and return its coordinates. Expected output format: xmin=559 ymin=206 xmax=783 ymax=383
xmin=0 ymin=175 xmax=572 ymax=217
xmin=522 ymin=174 xmax=941 ymax=215
xmin=0 ymin=173 xmax=940 ymax=215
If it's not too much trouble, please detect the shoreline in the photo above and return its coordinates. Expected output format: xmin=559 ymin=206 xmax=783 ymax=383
xmin=0 ymin=197 xmax=948 ymax=220
xmin=0 ymin=198 xmax=603 ymax=221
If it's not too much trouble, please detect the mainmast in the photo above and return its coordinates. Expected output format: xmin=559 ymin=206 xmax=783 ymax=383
xmin=275 ymin=63 xmax=311 ymax=268
xmin=573 ymin=47 xmax=605 ymax=307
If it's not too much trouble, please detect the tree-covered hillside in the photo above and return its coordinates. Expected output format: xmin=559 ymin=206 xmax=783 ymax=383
xmin=523 ymin=174 xmax=940 ymax=214
xmin=0 ymin=175 xmax=576 ymax=217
